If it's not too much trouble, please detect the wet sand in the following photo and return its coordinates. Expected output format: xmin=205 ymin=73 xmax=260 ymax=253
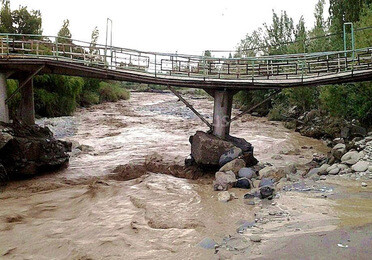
xmin=0 ymin=92 xmax=371 ymax=259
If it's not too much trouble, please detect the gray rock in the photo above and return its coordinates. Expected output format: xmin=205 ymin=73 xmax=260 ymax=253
xmin=320 ymin=175 xmax=327 ymax=180
xmin=218 ymin=191 xmax=232 ymax=203
xmin=352 ymin=161 xmax=369 ymax=172
xmin=361 ymin=182 xmax=368 ymax=187
xmin=307 ymin=168 xmax=320 ymax=176
xmin=259 ymin=166 xmax=277 ymax=179
xmin=198 ymin=237 xmax=217 ymax=249
xmin=0 ymin=122 xmax=71 ymax=178
xmin=219 ymin=159 xmax=246 ymax=175
xmin=369 ymin=166 xmax=372 ymax=172
xmin=332 ymin=143 xmax=346 ymax=160
xmin=338 ymin=164 xmax=349 ymax=170
xmin=213 ymin=171 xmax=237 ymax=191
xmin=234 ymin=178 xmax=252 ymax=189
xmin=250 ymin=235 xmax=262 ymax=242
xmin=259 ymin=178 xmax=274 ymax=188
xmin=318 ymin=164 xmax=330 ymax=175
xmin=238 ymin=167 xmax=256 ymax=179
xmin=341 ymin=151 xmax=361 ymax=165
xmin=327 ymin=164 xmax=340 ymax=175
xmin=219 ymin=147 xmax=243 ymax=166
xmin=333 ymin=138 xmax=344 ymax=144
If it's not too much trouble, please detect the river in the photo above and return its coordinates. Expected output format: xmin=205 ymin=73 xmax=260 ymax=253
xmin=0 ymin=92 xmax=371 ymax=259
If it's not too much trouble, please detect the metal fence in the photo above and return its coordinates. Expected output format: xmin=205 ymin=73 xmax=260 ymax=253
xmin=1 ymin=33 xmax=371 ymax=82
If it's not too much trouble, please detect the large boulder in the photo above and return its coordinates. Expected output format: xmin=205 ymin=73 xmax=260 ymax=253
xmin=190 ymin=131 xmax=235 ymax=166
xmin=0 ymin=121 xmax=71 ymax=179
xmin=190 ymin=131 xmax=257 ymax=167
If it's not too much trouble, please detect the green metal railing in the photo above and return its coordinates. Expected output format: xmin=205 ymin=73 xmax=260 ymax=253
xmin=0 ymin=33 xmax=371 ymax=82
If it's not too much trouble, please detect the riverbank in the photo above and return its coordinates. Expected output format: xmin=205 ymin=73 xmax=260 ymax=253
xmin=1 ymin=92 xmax=371 ymax=259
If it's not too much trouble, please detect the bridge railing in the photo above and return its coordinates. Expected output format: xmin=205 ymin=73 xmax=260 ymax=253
xmin=0 ymin=33 xmax=371 ymax=82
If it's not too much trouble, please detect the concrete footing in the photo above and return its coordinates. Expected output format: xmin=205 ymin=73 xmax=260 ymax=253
xmin=212 ymin=90 xmax=234 ymax=139
xmin=19 ymin=77 xmax=35 ymax=125
xmin=0 ymin=73 xmax=9 ymax=123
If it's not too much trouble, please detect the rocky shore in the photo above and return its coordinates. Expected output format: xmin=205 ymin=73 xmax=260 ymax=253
xmin=307 ymin=132 xmax=372 ymax=182
xmin=0 ymin=121 xmax=71 ymax=182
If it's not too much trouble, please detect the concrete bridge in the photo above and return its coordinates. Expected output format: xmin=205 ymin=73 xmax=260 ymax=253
xmin=1 ymin=33 xmax=372 ymax=138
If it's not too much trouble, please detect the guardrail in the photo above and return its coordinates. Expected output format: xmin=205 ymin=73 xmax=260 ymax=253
xmin=1 ymin=33 xmax=371 ymax=82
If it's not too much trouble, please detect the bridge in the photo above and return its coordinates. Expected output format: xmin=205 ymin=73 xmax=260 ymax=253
xmin=1 ymin=33 xmax=372 ymax=138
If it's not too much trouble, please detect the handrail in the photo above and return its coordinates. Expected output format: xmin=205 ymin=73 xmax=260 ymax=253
xmin=0 ymin=33 xmax=371 ymax=82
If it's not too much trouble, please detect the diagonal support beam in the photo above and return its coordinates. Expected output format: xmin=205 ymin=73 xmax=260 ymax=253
xmin=167 ymin=86 xmax=213 ymax=129
xmin=229 ymin=89 xmax=281 ymax=123
xmin=5 ymin=65 xmax=44 ymax=104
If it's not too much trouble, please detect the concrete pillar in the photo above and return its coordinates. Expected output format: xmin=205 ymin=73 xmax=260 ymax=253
xmin=213 ymin=90 xmax=234 ymax=139
xmin=19 ymin=77 xmax=35 ymax=125
xmin=0 ymin=73 xmax=9 ymax=123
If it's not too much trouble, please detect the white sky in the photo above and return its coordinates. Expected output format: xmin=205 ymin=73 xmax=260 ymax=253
xmin=9 ymin=0 xmax=329 ymax=55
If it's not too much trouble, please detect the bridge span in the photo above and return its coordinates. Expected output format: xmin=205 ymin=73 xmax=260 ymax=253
xmin=1 ymin=33 xmax=372 ymax=138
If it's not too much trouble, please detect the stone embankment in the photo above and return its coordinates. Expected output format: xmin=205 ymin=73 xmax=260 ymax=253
xmin=0 ymin=121 xmax=71 ymax=182
xmin=307 ymin=132 xmax=372 ymax=182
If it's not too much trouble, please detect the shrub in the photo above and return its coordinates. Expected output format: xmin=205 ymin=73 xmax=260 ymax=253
xmin=79 ymin=91 xmax=100 ymax=106
xmin=99 ymin=82 xmax=130 ymax=103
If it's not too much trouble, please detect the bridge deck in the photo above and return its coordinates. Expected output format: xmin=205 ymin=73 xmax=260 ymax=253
xmin=0 ymin=34 xmax=372 ymax=89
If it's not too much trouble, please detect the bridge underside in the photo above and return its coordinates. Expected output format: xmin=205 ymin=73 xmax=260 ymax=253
xmin=2 ymin=59 xmax=372 ymax=90
xmin=1 ymin=58 xmax=372 ymax=139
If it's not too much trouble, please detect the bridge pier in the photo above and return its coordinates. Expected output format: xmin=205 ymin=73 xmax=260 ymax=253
xmin=18 ymin=76 xmax=35 ymax=125
xmin=212 ymin=90 xmax=234 ymax=139
xmin=0 ymin=73 xmax=9 ymax=123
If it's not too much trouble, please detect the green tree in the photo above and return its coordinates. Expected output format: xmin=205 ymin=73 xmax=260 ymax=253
xmin=0 ymin=0 xmax=14 ymax=33
xmin=264 ymin=10 xmax=295 ymax=55
xmin=329 ymin=0 xmax=372 ymax=31
xmin=12 ymin=6 xmax=42 ymax=34
xmin=57 ymin=19 xmax=72 ymax=43
xmin=89 ymin=26 xmax=99 ymax=55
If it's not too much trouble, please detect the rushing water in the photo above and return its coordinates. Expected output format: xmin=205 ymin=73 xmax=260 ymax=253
xmin=0 ymin=92 xmax=371 ymax=259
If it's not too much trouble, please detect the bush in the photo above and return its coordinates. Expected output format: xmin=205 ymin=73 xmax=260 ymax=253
xmin=79 ymin=91 xmax=100 ymax=106
xmin=320 ymin=82 xmax=372 ymax=126
xmin=99 ymin=82 xmax=130 ymax=103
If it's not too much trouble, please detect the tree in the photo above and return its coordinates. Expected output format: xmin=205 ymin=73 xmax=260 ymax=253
xmin=89 ymin=26 xmax=99 ymax=55
xmin=329 ymin=0 xmax=372 ymax=32
xmin=308 ymin=0 xmax=331 ymax=52
xmin=0 ymin=1 xmax=42 ymax=34
xmin=264 ymin=10 xmax=295 ymax=55
xmin=0 ymin=0 xmax=14 ymax=33
xmin=57 ymin=19 xmax=72 ymax=43
xmin=12 ymin=6 xmax=42 ymax=34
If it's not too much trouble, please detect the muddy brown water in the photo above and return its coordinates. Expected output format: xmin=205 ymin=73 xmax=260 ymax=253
xmin=1 ymin=92 xmax=371 ymax=259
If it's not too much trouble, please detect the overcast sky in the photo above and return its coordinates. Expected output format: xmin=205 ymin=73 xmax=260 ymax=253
xmin=9 ymin=0 xmax=329 ymax=54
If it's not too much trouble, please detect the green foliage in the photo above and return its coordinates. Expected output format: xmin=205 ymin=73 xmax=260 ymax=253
xmin=0 ymin=0 xmax=13 ymax=33
xmin=329 ymin=0 xmax=372 ymax=31
xmin=99 ymin=82 xmax=130 ymax=103
xmin=79 ymin=91 xmax=100 ymax=106
xmin=57 ymin=19 xmax=72 ymax=43
xmin=0 ymin=0 xmax=42 ymax=34
xmin=33 ymin=75 xmax=84 ymax=117
xmin=235 ymin=0 xmax=372 ymax=127
xmin=320 ymin=83 xmax=372 ymax=126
